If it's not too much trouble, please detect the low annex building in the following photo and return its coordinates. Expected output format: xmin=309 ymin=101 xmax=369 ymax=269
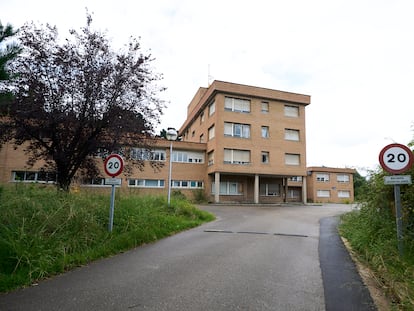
xmin=306 ymin=166 xmax=356 ymax=203
xmin=0 ymin=80 xmax=356 ymax=204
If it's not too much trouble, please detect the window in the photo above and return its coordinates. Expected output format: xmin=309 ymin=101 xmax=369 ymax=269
xmin=338 ymin=190 xmax=351 ymax=198
xmin=212 ymin=181 xmax=243 ymax=195
xmin=260 ymin=183 xmax=280 ymax=196
xmin=172 ymin=151 xmax=204 ymax=163
xmin=199 ymin=134 xmax=204 ymax=143
xmin=224 ymin=97 xmax=250 ymax=112
xmin=261 ymin=126 xmax=269 ymax=138
xmin=285 ymin=153 xmax=300 ymax=165
xmin=317 ymin=190 xmax=331 ymax=197
xmin=224 ymin=122 xmax=250 ymax=138
xmin=261 ymin=151 xmax=269 ymax=163
xmin=12 ymin=170 xmax=57 ymax=183
xmin=284 ymin=105 xmax=299 ymax=117
xmin=316 ymin=173 xmax=330 ymax=182
xmin=128 ymin=179 xmax=164 ymax=188
xmin=192 ymin=130 xmax=195 ymax=137
xmin=285 ymin=129 xmax=300 ymax=141
xmin=337 ymin=174 xmax=350 ymax=183
xmin=82 ymin=177 xmax=107 ymax=186
xmin=208 ymin=101 xmax=215 ymax=116
xmin=208 ymin=125 xmax=215 ymax=140
xmin=172 ymin=180 xmax=203 ymax=189
xmin=131 ymin=148 xmax=166 ymax=161
xmin=289 ymin=176 xmax=303 ymax=182
xmin=208 ymin=151 xmax=214 ymax=166
xmin=224 ymin=149 xmax=250 ymax=164
xmin=261 ymin=101 xmax=269 ymax=113
xmin=200 ymin=112 xmax=205 ymax=124
xmin=287 ymin=189 xmax=301 ymax=199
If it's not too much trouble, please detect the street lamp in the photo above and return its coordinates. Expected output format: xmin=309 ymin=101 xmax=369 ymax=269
xmin=166 ymin=128 xmax=178 ymax=206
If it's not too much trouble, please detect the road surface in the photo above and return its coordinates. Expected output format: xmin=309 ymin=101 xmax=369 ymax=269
xmin=0 ymin=203 xmax=376 ymax=310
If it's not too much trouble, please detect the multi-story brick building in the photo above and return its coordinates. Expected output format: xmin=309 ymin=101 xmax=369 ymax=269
xmin=306 ymin=166 xmax=356 ymax=203
xmin=0 ymin=80 xmax=355 ymax=204
xmin=178 ymin=80 xmax=310 ymax=203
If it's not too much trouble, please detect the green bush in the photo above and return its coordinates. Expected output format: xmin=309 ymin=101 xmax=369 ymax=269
xmin=340 ymin=167 xmax=414 ymax=309
xmin=0 ymin=186 xmax=214 ymax=292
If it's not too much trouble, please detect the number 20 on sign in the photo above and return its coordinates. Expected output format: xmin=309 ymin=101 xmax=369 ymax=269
xmin=379 ymin=143 xmax=413 ymax=174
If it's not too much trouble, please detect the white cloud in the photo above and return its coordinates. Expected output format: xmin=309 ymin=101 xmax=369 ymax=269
xmin=2 ymin=0 xmax=414 ymax=173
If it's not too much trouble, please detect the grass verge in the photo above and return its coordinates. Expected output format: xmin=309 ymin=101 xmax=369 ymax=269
xmin=0 ymin=184 xmax=214 ymax=292
xmin=339 ymin=206 xmax=414 ymax=310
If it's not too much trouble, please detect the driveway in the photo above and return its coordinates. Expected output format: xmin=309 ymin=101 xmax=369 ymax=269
xmin=0 ymin=203 xmax=375 ymax=311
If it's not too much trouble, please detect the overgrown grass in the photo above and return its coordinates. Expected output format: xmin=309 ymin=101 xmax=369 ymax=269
xmin=0 ymin=184 xmax=214 ymax=292
xmin=339 ymin=204 xmax=414 ymax=310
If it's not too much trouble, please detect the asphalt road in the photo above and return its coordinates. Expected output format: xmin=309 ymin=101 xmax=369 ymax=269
xmin=0 ymin=204 xmax=376 ymax=311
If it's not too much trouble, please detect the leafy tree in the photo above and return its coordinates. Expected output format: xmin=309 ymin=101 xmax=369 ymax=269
xmin=353 ymin=170 xmax=368 ymax=201
xmin=0 ymin=21 xmax=21 ymax=113
xmin=0 ymin=14 xmax=166 ymax=191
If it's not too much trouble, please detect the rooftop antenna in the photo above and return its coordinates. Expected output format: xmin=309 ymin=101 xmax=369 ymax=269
xmin=208 ymin=64 xmax=213 ymax=86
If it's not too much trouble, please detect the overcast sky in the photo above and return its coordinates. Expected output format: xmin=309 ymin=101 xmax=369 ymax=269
xmin=3 ymin=0 xmax=414 ymax=175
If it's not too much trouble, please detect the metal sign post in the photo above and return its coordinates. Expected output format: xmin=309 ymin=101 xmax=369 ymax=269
xmin=104 ymin=154 xmax=124 ymax=232
xmin=379 ymin=143 xmax=413 ymax=256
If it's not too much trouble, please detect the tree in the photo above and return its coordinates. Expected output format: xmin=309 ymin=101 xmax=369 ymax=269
xmin=0 ymin=14 xmax=166 ymax=191
xmin=0 ymin=21 xmax=21 ymax=112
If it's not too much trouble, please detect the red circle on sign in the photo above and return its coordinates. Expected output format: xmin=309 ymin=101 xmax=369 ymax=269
xmin=379 ymin=143 xmax=413 ymax=174
xmin=104 ymin=154 xmax=124 ymax=177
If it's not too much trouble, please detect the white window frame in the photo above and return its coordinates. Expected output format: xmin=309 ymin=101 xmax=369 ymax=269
xmin=131 ymin=148 xmax=166 ymax=161
xmin=337 ymin=174 xmax=350 ymax=183
xmin=261 ymin=101 xmax=269 ymax=113
xmin=129 ymin=179 xmax=165 ymax=188
xmin=261 ymin=151 xmax=269 ymax=163
xmin=211 ymin=181 xmax=243 ymax=195
xmin=224 ymin=122 xmax=250 ymax=138
xmin=285 ymin=153 xmax=300 ymax=166
xmin=285 ymin=129 xmax=300 ymax=141
xmin=260 ymin=183 xmax=281 ymax=196
xmin=224 ymin=97 xmax=250 ymax=113
xmin=261 ymin=126 xmax=269 ymax=138
xmin=172 ymin=150 xmax=204 ymax=163
xmin=224 ymin=149 xmax=250 ymax=165
xmin=289 ymin=176 xmax=303 ymax=182
xmin=317 ymin=190 xmax=331 ymax=197
xmin=208 ymin=151 xmax=214 ymax=166
xmin=338 ymin=190 xmax=351 ymax=198
xmin=208 ymin=125 xmax=215 ymax=140
xmin=284 ymin=105 xmax=299 ymax=117
xmin=12 ymin=170 xmax=57 ymax=184
xmin=172 ymin=180 xmax=204 ymax=189
xmin=208 ymin=101 xmax=215 ymax=116
xmin=316 ymin=173 xmax=330 ymax=182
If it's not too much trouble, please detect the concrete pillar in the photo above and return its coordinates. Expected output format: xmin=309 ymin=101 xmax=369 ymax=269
xmin=254 ymin=174 xmax=259 ymax=204
xmin=214 ymin=172 xmax=220 ymax=203
xmin=302 ymin=176 xmax=307 ymax=204
xmin=284 ymin=177 xmax=288 ymax=203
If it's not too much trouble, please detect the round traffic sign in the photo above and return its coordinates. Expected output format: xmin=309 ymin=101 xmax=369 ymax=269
xmin=104 ymin=154 xmax=124 ymax=177
xmin=379 ymin=143 xmax=413 ymax=174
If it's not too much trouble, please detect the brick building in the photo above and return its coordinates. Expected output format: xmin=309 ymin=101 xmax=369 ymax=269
xmin=0 ymin=80 xmax=356 ymax=204
xmin=306 ymin=166 xmax=356 ymax=203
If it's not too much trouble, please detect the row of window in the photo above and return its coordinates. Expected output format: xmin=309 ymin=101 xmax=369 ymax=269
xmin=206 ymin=97 xmax=300 ymax=118
xmin=211 ymin=181 xmax=301 ymax=198
xmin=315 ymin=173 xmax=350 ymax=183
xmin=218 ymin=122 xmax=300 ymax=141
xmin=317 ymin=190 xmax=351 ymax=198
xmin=207 ymin=149 xmax=301 ymax=166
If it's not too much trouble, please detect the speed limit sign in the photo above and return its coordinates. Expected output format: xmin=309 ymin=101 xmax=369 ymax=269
xmin=104 ymin=154 xmax=124 ymax=177
xmin=379 ymin=143 xmax=413 ymax=174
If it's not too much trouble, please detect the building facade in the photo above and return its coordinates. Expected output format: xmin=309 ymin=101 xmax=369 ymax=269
xmin=0 ymin=80 xmax=355 ymax=204
xmin=306 ymin=166 xmax=356 ymax=203
xmin=178 ymin=80 xmax=310 ymax=203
